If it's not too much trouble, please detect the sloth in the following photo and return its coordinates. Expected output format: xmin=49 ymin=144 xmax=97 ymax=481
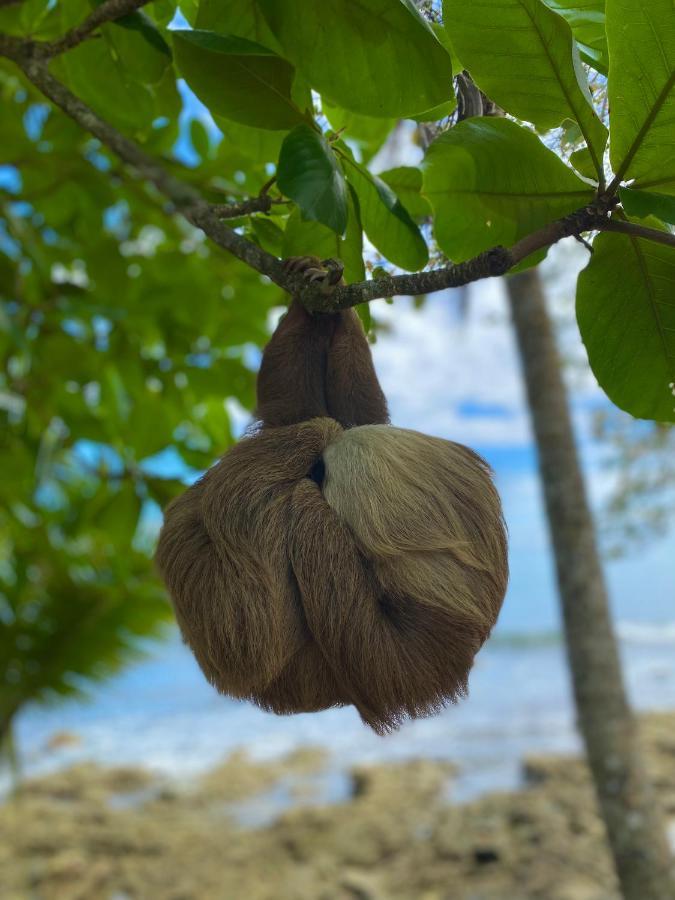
xmin=156 ymin=257 xmax=508 ymax=733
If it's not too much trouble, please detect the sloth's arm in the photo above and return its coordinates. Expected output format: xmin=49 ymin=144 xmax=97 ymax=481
xmin=256 ymin=257 xmax=388 ymax=428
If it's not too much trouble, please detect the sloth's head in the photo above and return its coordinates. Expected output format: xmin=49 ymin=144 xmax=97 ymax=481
xmin=156 ymin=418 xmax=508 ymax=733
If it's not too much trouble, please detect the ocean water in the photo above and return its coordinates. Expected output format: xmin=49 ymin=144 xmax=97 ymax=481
xmin=12 ymin=615 xmax=675 ymax=803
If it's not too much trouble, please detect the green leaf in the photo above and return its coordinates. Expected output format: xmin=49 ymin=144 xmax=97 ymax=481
xmin=215 ymin=118 xmax=285 ymax=166
xmin=190 ymin=119 xmax=211 ymax=160
xmin=576 ymin=226 xmax=675 ymax=423
xmin=356 ymin=302 xmax=372 ymax=335
xmin=343 ymin=157 xmax=428 ymax=271
xmin=94 ymin=484 xmax=141 ymax=541
xmin=322 ymin=101 xmax=396 ymax=164
xmin=281 ymin=185 xmax=365 ymax=284
xmin=257 ymin=0 xmax=454 ymax=118
xmin=195 ymin=0 xmax=283 ymax=51
xmin=55 ymin=33 xmax=156 ymax=132
xmin=620 ymin=188 xmax=675 ymax=226
xmin=542 ymin=0 xmax=607 ymax=73
xmin=423 ymin=117 xmax=593 ymax=262
xmin=443 ymin=0 xmax=607 ymax=177
xmin=378 ymin=167 xmax=431 ymax=221
xmin=252 ymin=217 xmax=286 ymax=256
xmin=410 ymin=100 xmax=458 ymax=123
xmin=606 ymin=0 xmax=675 ymax=192
xmin=277 ymin=125 xmax=348 ymax=235
xmin=569 ymin=147 xmax=598 ymax=181
xmin=0 ymin=0 xmax=54 ymax=37
xmin=172 ymin=29 xmax=306 ymax=129
xmin=102 ymin=8 xmax=172 ymax=85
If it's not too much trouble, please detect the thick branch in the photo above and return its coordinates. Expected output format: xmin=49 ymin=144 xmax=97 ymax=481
xmin=0 ymin=35 xmax=672 ymax=314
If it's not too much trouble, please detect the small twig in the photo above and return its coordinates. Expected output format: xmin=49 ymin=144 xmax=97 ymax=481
xmin=44 ymin=0 xmax=152 ymax=57
xmin=258 ymin=175 xmax=277 ymax=197
xmin=209 ymin=196 xmax=273 ymax=218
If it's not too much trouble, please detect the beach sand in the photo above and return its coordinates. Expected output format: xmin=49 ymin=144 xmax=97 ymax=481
xmin=2 ymin=712 xmax=674 ymax=900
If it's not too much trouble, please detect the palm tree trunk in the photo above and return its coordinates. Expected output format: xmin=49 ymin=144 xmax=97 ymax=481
xmin=505 ymin=268 xmax=675 ymax=899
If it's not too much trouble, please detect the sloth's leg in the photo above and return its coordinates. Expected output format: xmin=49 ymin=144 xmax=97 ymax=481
xmin=281 ymin=256 xmax=389 ymax=427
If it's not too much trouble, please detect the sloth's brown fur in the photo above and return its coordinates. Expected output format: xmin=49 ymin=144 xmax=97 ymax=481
xmin=156 ymin=266 xmax=508 ymax=733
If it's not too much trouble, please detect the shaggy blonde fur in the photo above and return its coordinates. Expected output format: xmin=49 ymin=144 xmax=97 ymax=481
xmin=156 ymin=258 xmax=508 ymax=733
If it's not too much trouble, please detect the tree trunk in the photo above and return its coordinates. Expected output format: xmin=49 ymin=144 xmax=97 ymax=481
xmin=505 ymin=268 xmax=675 ymax=899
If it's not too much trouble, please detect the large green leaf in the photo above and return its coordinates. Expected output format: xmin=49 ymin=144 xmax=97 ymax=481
xmin=343 ymin=157 xmax=428 ymax=271
xmin=542 ymin=0 xmax=607 ymax=73
xmin=423 ymin=117 xmax=593 ymax=261
xmin=577 ymin=227 xmax=675 ymax=423
xmin=101 ymin=9 xmax=172 ymax=86
xmin=322 ymin=101 xmax=396 ymax=164
xmin=620 ymin=188 xmax=675 ymax=227
xmin=55 ymin=30 xmax=156 ymax=132
xmin=443 ymin=0 xmax=607 ymax=176
xmin=282 ymin=187 xmax=365 ymax=283
xmin=378 ymin=167 xmax=431 ymax=222
xmin=277 ymin=125 xmax=348 ymax=235
xmin=172 ymin=29 xmax=306 ymax=129
xmin=606 ymin=0 xmax=675 ymax=192
xmin=257 ymin=0 xmax=454 ymax=118
xmin=195 ymin=0 xmax=283 ymax=52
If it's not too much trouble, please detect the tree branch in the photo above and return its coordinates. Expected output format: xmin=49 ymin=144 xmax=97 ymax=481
xmin=598 ymin=218 xmax=675 ymax=249
xmin=30 ymin=0 xmax=152 ymax=57
xmin=0 ymin=31 xmax=672 ymax=315
xmin=0 ymin=45 xmax=288 ymax=285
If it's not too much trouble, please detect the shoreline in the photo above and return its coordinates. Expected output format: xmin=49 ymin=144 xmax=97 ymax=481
xmin=2 ymin=712 xmax=674 ymax=900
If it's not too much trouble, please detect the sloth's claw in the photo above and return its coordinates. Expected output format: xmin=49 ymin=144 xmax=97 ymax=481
xmin=283 ymin=256 xmax=344 ymax=295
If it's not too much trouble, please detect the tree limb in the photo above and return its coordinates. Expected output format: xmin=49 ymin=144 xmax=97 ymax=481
xmin=0 ymin=31 xmax=672 ymax=314
xmin=31 ymin=0 xmax=152 ymax=57
xmin=598 ymin=218 xmax=675 ymax=249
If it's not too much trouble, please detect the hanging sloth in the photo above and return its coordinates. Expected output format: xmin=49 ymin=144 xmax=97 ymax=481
xmin=156 ymin=257 xmax=508 ymax=734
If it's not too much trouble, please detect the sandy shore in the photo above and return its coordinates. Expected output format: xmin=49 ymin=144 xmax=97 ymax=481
xmin=2 ymin=712 xmax=674 ymax=900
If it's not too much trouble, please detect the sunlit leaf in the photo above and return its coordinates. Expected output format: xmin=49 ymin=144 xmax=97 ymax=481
xmin=577 ymin=225 xmax=675 ymax=423
xmin=444 ymin=0 xmax=607 ymax=176
xmin=343 ymin=156 xmax=428 ymax=271
xmin=172 ymin=29 xmax=306 ymax=129
xmin=542 ymin=0 xmax=607 ymax=73
xmin=606 ymin=0 xmax=675 ymax=192
xmin=423 ymin=117 xmax=593 ymax=261
xmin=277 ymin=125 xmax=348 ymax=234
xmin=257 ymin=0 xmax=454 ymax=118
xmin=620 ymin=188 xmax=675 ymax=226
xmin=378 ymin=167 xmax=431 ymax=222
